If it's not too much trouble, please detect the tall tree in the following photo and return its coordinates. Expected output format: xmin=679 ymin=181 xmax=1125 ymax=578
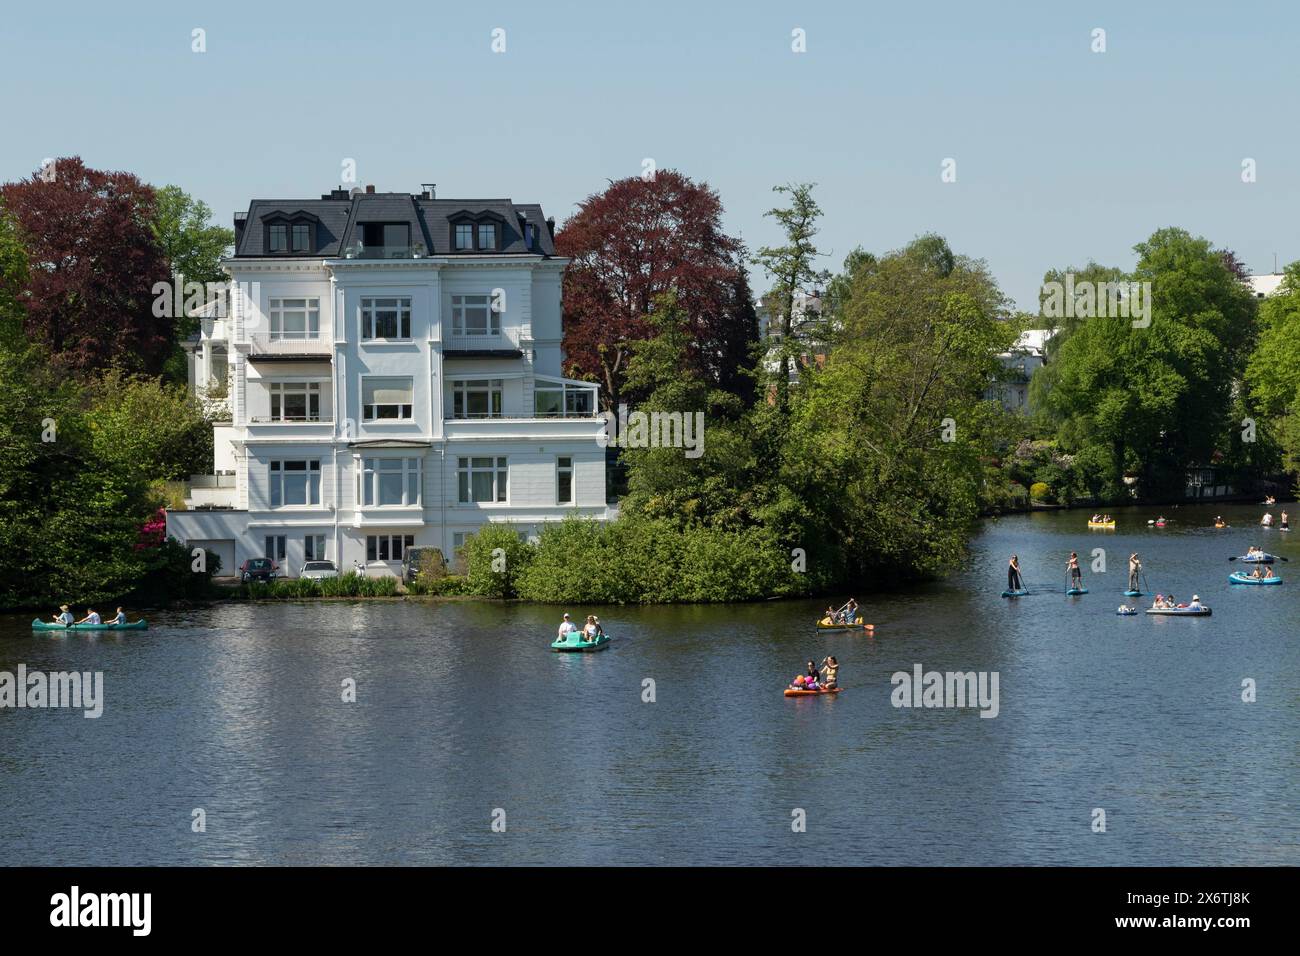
xmin=555 ymin=169 xmax=757 ymax=411
xmin=151 ymin=184 xmax=234 ymax=289
xmin=0 ymin=156 xmax=173 ymax=375
xmin=751 ymin=183 xmax=831 ymax=415
xmin=1245 ymin=261 xmax=1300 ymax=477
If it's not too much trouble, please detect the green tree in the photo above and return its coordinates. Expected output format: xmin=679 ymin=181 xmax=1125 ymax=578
xmin=151 ymin=185 xmax=234 ymax=288
xmin=84 ymin=371 xmax=213 ymax=485
xmin=464 ymin=523 xmax=534 ymax=598
xmin=1245 ymin=261 xmax=1300 ymax=478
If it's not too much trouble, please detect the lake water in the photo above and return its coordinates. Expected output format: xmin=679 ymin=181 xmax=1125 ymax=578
xmin=2 ymin=503 xmax=1296 ymax=865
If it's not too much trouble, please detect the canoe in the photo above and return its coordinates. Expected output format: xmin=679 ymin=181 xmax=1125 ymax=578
xmin=816 ymin=621 xmax=872 ymax=630
xmin=1145 ymin=607 xmax=1211 ymax=616
xmin=31 ymin=619 xmax=147 ymax=631
xmin=1066 ymin=587 xmax=1088 ymax=595
xmin=1001 ymin=589 xmax=1029 ymax=598
xmin=551 ymin=634 xmax=610 ymax=652
xmin=784 ymin=687 xmax=842 ymax=697
xmin=1229 ymin=572 xmax=1282 ymax=585
xmin=1124 ymin=590 xmax=1143 ymax=596
xmin=1237 ymin=554 xmax=1275 ymax=564
xmin=1087 ymin=521 xmax=1115 ymax=529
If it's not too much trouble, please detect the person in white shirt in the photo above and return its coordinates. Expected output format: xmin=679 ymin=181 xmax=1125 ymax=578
xmin=76 ymin=608 xmax=102 ymax=625
xmin=1188 ymin=594 xmax=1203 ymax=610
xmin=557 ymin=613 xmax=578 ymax=638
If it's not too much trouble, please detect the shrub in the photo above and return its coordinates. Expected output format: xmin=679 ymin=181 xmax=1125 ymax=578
xmin=465 ymin=523 xmax=534 ymax=598
xmin=1029 ymin=481 xmax=1050 ymax=501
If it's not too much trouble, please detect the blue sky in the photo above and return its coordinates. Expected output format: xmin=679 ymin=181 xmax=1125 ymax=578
xmin=4 ymin=0 xmax=1297 ymax=311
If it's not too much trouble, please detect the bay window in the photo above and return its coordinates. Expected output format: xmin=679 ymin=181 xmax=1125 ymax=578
xmin=362 ymin=377 xmax=413 ymax=421
xmin=457 ymin=456 xmax=508 ymax=504
xmin=359 ymin=457 xmax=422 ymax=507
xmin=451 ymin=379 xmax=503 ymax=419
xmin=270 ymin=460 xmax=321 ymax=507
xmin=534 ymin=381 xmax=596 ymax=417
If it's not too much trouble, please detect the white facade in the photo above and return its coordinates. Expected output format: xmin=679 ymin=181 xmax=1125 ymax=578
xmin=167 ymin=189 xmax=606 ymax=578
xmin=988 ymin=329 xmax=1054 ymax=413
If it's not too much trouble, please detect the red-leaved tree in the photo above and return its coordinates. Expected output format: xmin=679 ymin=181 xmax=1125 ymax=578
xmin=1 ymin=156 xmax=173 ymax=375
xmin=556 ymin=170 xmax=757 ymax=410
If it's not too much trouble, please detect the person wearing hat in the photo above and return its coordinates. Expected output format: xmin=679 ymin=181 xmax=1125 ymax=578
xmin=52 ymin=604 xmax=74 ymax=626
xmin=592 ymin=616 xmax=606 ymax=638
xmin=1188 ymin=594 xmax=1203 ymax=610
xmin=556 ymin=613 xmax=578 ymax=639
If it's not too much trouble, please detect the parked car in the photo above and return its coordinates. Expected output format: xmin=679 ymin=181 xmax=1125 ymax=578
xmin=300 ymin=560 xmax=338 ymax=580
xmin=239 ymin=557 xmax=278 ymax=583
xmin=401 ymin=547 xmax=444 ymax=583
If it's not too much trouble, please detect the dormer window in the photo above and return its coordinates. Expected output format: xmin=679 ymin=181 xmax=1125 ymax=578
xmin=450 ymin=215 xmax=504 ymax=252
xmin=477 ymin=224 xmax=496 ymax=249
xmin=292 ymin=223 xmax=311 ymax=252
xmin=455 ymin=224 xmax=474 ymax=250
xmin=264 ymin=215 xmax=315 ymax=255
xmin=269 ymin=224 xmax=288 ymax=252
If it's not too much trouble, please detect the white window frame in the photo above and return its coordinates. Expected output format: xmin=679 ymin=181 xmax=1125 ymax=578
xmin=557 ymin=456 xmax=574 ymax=505
xmin=450 ymin=378 xmax=503 ymax=419
xmin=358 ymin=457 xmax=422 ymax=508
xmin=533 ymin=378 xmax=597 ymax=418
xmin=366 ymin=534 xmax=415 ymax=562
xmin=269 ymin=460 xmax=321 ymax=508
xmin=457 ymin=456 xmax=508 ymax=504
xmin=360 ymin=296 xmax=412 ymax=341
xmin=450 ymin=294 xmax=499 ymax=336
xmin=267 ymin=381 xmax=323 ymax=422
xmin=268 ymin=298 xmax=320 ymax=341
xmin=361 ymin=376 xmax=414 ymax=422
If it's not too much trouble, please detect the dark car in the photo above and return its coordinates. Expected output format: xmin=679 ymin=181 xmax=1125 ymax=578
xmin=401 ymin=547 xmax=444 ymax=583
xmin=239 ymin=557 xmax=278 ymax=583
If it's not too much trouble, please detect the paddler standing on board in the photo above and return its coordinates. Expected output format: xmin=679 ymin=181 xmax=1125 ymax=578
xmin=1007 ymin=555 xmax=1024 ymax=592
xmin=1067 ymin=552 xmax=1082 ymax=589
xmin=1128 ymin=553 xmax=1142 ymax=593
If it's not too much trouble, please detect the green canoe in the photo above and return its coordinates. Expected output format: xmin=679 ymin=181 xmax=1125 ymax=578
xmin=32 ymin=619 xmax=147 ymax=631
xmin=551 ymin=633 xmax=610 ymax=652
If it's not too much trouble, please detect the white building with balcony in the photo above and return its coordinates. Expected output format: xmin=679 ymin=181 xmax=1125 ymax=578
xmin=166 ymin=185 xmax=607 ymax=577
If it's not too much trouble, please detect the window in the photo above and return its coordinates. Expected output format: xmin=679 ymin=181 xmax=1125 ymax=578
xmin=268 ymin=224 xmax=287 ymax=252
xmin=366 ymin=534 xmax=414 ymax=562
xmin=360 ymin=223 xmax=410 ymax=257
xmin=451 ymin=379 xmax=503 ymax=419
xmin=457 ymin=457 xmax=508 ymax=503
xmin=269 ymin=460 xmax=321 ymax=507
xmin=450 ymin=294 xmax=499 ymax=336
xmin=477 ymin=223 xmax=496 ymax=249
xmin=291 ymin=223 xmax=311 ymax=252
xmin=534 ymin=382 xmax=595 ymax=417
xmin=362 ymin=377 xmax=413 ymax=421
xmin=305 ymin=535 xmax=326 ymax=561
xmin=269 ymin=298 xmax=320 ymax=340
xmin=268 ymin=382 xmax=322 ymax=422
xmin=360 ymin=297 xmax=412 ymax=340
xmin=455 ymin=224 xmax=474 ymax=250
xmin=524 ymin=223 xmax=535 ymax=250
xmin=452 ymin=532 xmax=469 ymax=552
xmin=557 ymin=456 xmax=574 ymax=505
xmin=264 ymin=535 xmax=286 ymax=561
xmin=359 ymin=458 xmax=421 ymax=507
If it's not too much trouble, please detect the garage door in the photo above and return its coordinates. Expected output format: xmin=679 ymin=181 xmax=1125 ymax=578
xmin=190 ymin=539 xmax=236 ymax=578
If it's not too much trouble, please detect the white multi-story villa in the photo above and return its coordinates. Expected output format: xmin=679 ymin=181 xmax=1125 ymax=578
xmin=166 ymin=184 xmax=608 ymax=577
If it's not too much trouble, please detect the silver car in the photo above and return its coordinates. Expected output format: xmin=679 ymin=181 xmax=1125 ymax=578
xmin=300 ymin=560 xmax=339 ymax=580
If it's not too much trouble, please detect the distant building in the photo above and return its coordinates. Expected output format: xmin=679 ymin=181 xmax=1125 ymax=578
xmin=987 ymin=329 xmax=1053 ymax=413
xmin=757 ymin=291 xmax=826 ymax=395
xmin=1247 ymin=273 xmax=1285 ymax=298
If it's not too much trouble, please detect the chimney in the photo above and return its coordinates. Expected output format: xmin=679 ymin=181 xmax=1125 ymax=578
xmin=421 ymin=183 xmax=436 ymax=199
xmin=322 ymin=187 xmax=349 ymax=200
xmin=365 ymin=184 xmax=375 ymax=194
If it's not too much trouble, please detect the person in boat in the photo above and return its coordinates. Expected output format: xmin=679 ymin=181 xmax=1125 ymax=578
xmin=76 ymin=608 xmax=102 ymax=625
xmin=820 ymin=656 xmax=840 ymax=690
xmin=110 ymin=607 xmax=127 ymax=625
xmin=1266 ymin=496 xmax=1276 ymax=505
xmin=1067 ymin=552 xmax=1082 ymax=589
xmin=1261 ymin=512 xmax=1274 ymax=527
xmin=1188 ymin=594 xmax=1203 ymax=610
xmin=1128 ymin=554 xmax=1141 ymax=594
xmin=557 ymin=613 xmax=579 ymax=639
xmin=804 ymin=661 xmax=821 ymax=689
xmin=1264 ymin=565 xmax=1277 ymax=579
xmin=582 ymin=615 xmax=601 ymax=642
xmin=1091 ymin=514 xmax=1101 ymax=523
xmin=592 ymin=616 xmax=606 ymax=637
xmin=844 ymin=599 xmax=858 ymax=624
xmin=821 ymin=606 xmax=838 ymax=625
xmin=1007 ymin=555 xmax=1024 ymax=592
xmin=51 ymin=604 xmax=74 ymax=626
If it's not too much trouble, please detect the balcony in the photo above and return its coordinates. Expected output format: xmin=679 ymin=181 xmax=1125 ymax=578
xmin=247 ymin=332 xmax=333 ymax=361
xmin=443 ymin=330 xmax=523 ymax=358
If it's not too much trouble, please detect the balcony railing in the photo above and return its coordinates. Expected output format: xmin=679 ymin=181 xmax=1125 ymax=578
xmin=248 ymin=415 xmax=334 ymax=424
xmin=247 ymin=331 xmax=332 ymax=356
xmin=443 ymin=330 xmax=520 ymax=353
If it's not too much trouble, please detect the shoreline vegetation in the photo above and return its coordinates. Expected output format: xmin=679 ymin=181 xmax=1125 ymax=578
xmin=4 ymin=164 xmax=1300 ymax=613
